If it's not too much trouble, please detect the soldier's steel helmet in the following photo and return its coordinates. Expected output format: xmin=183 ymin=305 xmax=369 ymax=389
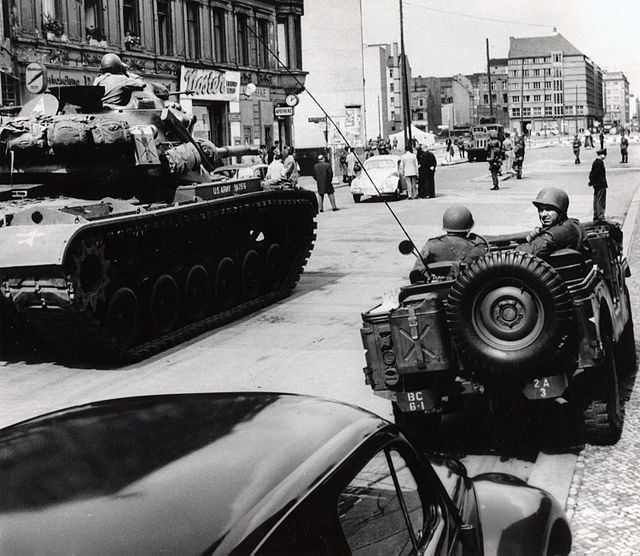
xmin=443 ymin=205 xmax=474 ymax=232
xmin=532 ymin=187 xmax=569 ymax=214
xmin=100 ymin=53 xmax=126 ymax=74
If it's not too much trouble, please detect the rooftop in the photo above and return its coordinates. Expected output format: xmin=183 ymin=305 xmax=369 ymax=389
xmin=508 ymin=33 xmax=583 ymax=58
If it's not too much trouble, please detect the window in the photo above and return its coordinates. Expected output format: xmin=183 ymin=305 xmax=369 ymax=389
xmin=554 ymin=105 xmax=564 ymax=115
xmin=577 ymin=105 xmax=585 ymax=115
xmin=85 ymin=0 xmax=105 ymax=42
xmin=523 ymin=82 xmax=531 ymax=90
xmin=554 ymin=67 xmax=563 ymax=77
xmin=156 ymin=0 xmax=171 ymax=55
xmin=41 ymin=0 xmax=62 ymax=19
xmin=522 ymin=107 xmax=531 ymax=117
xmin=533 ymin=69 xmax=540 ymax=76
xmin=512 ymin=95 xmax=520 ymax=103
xmin=545 ymin=106 xmax=553 ymax=116
xmin=338 ymin=449 xmax=441 ymax=555
xmin=186 ymin=2 xmax=200 ymax=58
xmin=554 ymin=92 xmax=563 ymax=104
xmin=256 ymin=19 xmax=269 ymax=68
xmin=544 ymin=80 xmax=552 ymax=88
xmin=565 ymin=106 xmax=574 ymax=115
xmin=212 ymin=8 xmax=226 ymax=61
xmin=512 ymin=107 xmax=521 ymax=117
xmin=417 ymin=97 xmax=424 ymax=108
xmin=483 ymin=94 xmax=489 ymax=104
xmin=236 ymin=13 xmax=249 ymax=66
xmin=503 ymin=93 xmax=508 ymax=103
xmin=123 ymin=0 xmax=139 ymax=37
xmin=276 ymin=16 xmax=302 ymax=69
xmin=523 ymin=69 xmax=529 ymax=77
xmin=545 ymin=94 xmax=552 ymax=102
xmin=533 ymin=94 xmax=541 ymax=102
xmin=510 ymin=83 xmax=518 ymax=91
xmin=276 ymin=19 xmax=289 ymax=67
xmin=523 ymin=95 xmax=530 ymax=102
xmin=1 ymin=73 xmax=19 ymax=107
xmin=553 ymin=53 xmax=562 ymax=63
xmin=510 ymin=70 xmax=519 ymax=77
xmin=533 ymin=106 xmax=542 ymax=116
xmin=390 ymin=82 xmax=394 ymax=92
xmin=533 ymin=82 xmax=541 ymax=89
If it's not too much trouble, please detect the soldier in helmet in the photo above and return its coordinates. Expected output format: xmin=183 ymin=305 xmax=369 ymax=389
xmin=519 ymin=187 xmax=587 ymax=260
xmin=412 ymin=204 xmax=488 ymax=277
xmin=486 ymin=130 xmax=503 ymax=190
xmin=93 ymin=53 xmax=146 ymax=107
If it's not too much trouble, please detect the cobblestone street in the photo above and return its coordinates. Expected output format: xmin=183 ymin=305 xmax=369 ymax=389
xmin=567 ymin=199 xmax=640 ymax=554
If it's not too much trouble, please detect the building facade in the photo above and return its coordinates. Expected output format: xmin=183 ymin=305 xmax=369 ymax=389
xmin=410 ymin=75 xmax=440 ymax=132
xmin=469 ymin=58 xmax=510 ymax=127
xmin=603 ymin=71 xmax=630 ymax=129
xmin=0 ymin=0 xmax=305 ymax=147
xmin=507 ymin=33 xmax=604 ymax=135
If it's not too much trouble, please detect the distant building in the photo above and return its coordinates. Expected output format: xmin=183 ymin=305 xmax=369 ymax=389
xmin=296 ymin=0 xmax=365 ymax=152
xmin=439 ymin=74 xmax=474 ymax=129
xmin=364 ymin=42 xmax=409 ymax=140
xmin=1 ymin=1 xmax=305 ymax=147
xmin=410 ymin=76 xmax=440 ymax=132
xmin=468 ymin=58 xmax=510 ymax=127
xmin=603 ymin=71 xmax=630 ymax=129
xmin=507 ymin=32 xmax=604 ymax=135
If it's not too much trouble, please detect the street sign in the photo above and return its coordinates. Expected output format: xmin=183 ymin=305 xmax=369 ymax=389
xmin=274 ymin=105 xmax=294 ymax=118
xmin=25 ymin=62 xmax=47 ymax=94
xmin=308 ymin=116 xmax=326 ymax=123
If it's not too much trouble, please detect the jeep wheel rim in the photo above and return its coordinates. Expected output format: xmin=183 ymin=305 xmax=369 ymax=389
xmin=472 ymin=284 xmax=544 ymax=350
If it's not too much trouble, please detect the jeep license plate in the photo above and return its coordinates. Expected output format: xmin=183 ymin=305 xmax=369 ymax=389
xmin=523 ymin=374 xmax=568 ymax=400
xmin=395 ymin=390 xmax=439 ymax=413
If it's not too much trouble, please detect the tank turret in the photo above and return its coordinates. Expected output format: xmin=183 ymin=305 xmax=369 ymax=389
xmin=0 ymin=86 xmax=317 ymax=363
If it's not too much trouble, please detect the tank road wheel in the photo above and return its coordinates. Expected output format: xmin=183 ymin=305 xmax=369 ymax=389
xmin=580 ymin=332 xmax=624 ymax=445
xmin=447 ymin=251 xmax=576 ymax=378
xmin=214 ymin=257 xmax=241 ymax=311
xmin=69 ymin=238 xmax=111 ymax=313
xmin=241 ymin=250 xmax=264 ymax=299
xmin=150 ymin=274 xmax=180 ymax=334
xmin=265 ymin=243 xmax=288 ymax=291
xmin=184 ymin=264 xmax=210 ymax=322
xmin=105 ymin=287 xmax=140 ymax=349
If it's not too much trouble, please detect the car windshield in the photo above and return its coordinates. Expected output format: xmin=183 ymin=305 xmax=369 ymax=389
xmin=366 ymin=159 xmax=396 ymax=170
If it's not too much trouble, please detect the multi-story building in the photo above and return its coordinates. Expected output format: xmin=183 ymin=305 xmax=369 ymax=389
xmin=469 ymin=58 xmax=510 ymax=127
xmin=363 ymin=42 xmax=408 ymax=140
xmin=410 ymin=75 xmax=440 ymax=132
xmin=507 ymin=33 xmax=604 ymax=135
xmin=603 ymin=71 xmax=630 ymax=129
xmin=0 ymin=0 xmax=305 ymax=147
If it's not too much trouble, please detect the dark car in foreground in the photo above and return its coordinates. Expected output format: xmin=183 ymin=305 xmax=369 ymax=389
xmin=0 ymin=393 xmax=571 ymax=555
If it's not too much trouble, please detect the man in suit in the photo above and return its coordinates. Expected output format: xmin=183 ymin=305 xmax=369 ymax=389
xmin=589 ymin=149 xmax=608 ymax=221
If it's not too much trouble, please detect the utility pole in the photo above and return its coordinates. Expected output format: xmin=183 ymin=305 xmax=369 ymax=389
xmin=575 ymin=84 xmax=578 ymax=134
xmin=486 ymin=38 xmax=493 ymax=118
xmin=399 ymin=0 xmax=412 ymax=150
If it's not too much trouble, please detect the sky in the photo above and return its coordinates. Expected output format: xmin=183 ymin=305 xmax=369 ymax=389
xmin=362 ymin=0 xmax=640 ymax=97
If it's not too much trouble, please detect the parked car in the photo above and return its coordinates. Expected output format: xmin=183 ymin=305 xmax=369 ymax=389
xmin=212 ymin=163 xmax=268 ymax=181
xmin=0 ymin=392 xmax=571 ymax=555
xmin=350 ymin=154 xmax=407 ymax=203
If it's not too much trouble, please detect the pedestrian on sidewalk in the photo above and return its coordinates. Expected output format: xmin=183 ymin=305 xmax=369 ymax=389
xmin=588 ymin=148 xmax=608 ymax=221
xmin=599 ymin=129 xmax=605 ymax=150
xmin=417 ymin=143 xmax=437 ymax=198
xmin=445 ymin=137 xmax=453 ymax=163
xmin=399 ymin=145 xmax=419 ymax=199
xmin=502 ymin=132 xmax=514 ymax=174
xmin=572 ymin=134 xmax=582 ymax=164
xmin=345 ymin=147 xmax=357 ymax=185
xmin=312 ymin=154 xmax=338 ymax=212
xmin=620 ymin=132 xmax=629 ymax=163
xmin=456 ymin=136 xmax=466 ymax=158
xmin=584 ymin=128 xmax=593 ymax=149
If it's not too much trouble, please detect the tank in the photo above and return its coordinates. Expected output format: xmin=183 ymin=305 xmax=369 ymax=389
xmin=0 ymin=85 xmax=317 ymax=362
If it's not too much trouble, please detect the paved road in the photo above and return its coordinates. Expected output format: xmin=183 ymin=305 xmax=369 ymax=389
xmin=1 ymin=142 xmax=639 ymax=529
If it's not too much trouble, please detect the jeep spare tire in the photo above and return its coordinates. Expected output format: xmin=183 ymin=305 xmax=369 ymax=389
xmin=447 ymin=251 xmax=576 ymax=378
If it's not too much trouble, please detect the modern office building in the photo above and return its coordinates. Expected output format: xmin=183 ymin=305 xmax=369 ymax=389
xmin=507 ymin=32 xmax=604 ymax=134
xmin=603 ymin=71 xmax=630 ymax=129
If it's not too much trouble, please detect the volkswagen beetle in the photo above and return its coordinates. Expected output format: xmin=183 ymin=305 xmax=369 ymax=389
xmin=350 ymin=154 xmax=407 ymax=202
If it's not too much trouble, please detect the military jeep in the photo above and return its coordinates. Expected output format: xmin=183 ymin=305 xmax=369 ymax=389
xmin=360 ymin=220 xmax=635 ymax=446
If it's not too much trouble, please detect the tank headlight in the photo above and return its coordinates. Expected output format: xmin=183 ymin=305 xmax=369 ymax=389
xmin=383 ymin=350 xmax=396 ymax=365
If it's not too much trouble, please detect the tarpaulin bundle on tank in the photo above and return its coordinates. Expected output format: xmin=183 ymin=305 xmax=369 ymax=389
xmin=162 ymin=142 xmax=201 ymax=174
xmin=0 ymin=118 xmax=47 ymax=151
xmin=90 ymin=118 xmax=132 ymax=145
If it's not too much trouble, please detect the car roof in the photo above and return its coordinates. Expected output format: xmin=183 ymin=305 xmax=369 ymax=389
xmin=0 ymin=393 xmax=387 ymax=555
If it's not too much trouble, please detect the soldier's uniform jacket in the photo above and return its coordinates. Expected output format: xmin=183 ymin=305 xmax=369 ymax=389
xmin=93 ymin=73 xmax=146 ymax=106
xmin=486 ymin=138 xmax=503 ymax=161
xmin=518 ymin=217 xmax=587 ymax=260
xmin=412 ymin=233 xmax=487 ymax=275
xmin=572 ymin=137 xmax=582 ymax=151
xmin=620 ymin=136 xmax=629 ymax=150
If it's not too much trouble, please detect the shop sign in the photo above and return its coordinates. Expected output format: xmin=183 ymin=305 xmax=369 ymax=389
xmin=180 ymin=66 xmax=240 ymax=102
xmin=240 ymin=85 xmax=269 ymax=99
xmin=274 ymin=105 xmax=294 ymax=118
xmin=25 ymin=63 xmax=48 ymax=94
xmin=229 ymin=112 xmax=242 ymax=122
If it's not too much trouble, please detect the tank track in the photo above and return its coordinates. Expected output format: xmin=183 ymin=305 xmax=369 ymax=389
xmin=6 ymin=190 xmax=317 ymax=364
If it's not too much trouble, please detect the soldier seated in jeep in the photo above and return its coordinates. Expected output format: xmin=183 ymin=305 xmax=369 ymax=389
xmin=518 ymin=187 xmax=588 ymax=260
xmin=412 ymin=205 xmax=488 ymax=280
